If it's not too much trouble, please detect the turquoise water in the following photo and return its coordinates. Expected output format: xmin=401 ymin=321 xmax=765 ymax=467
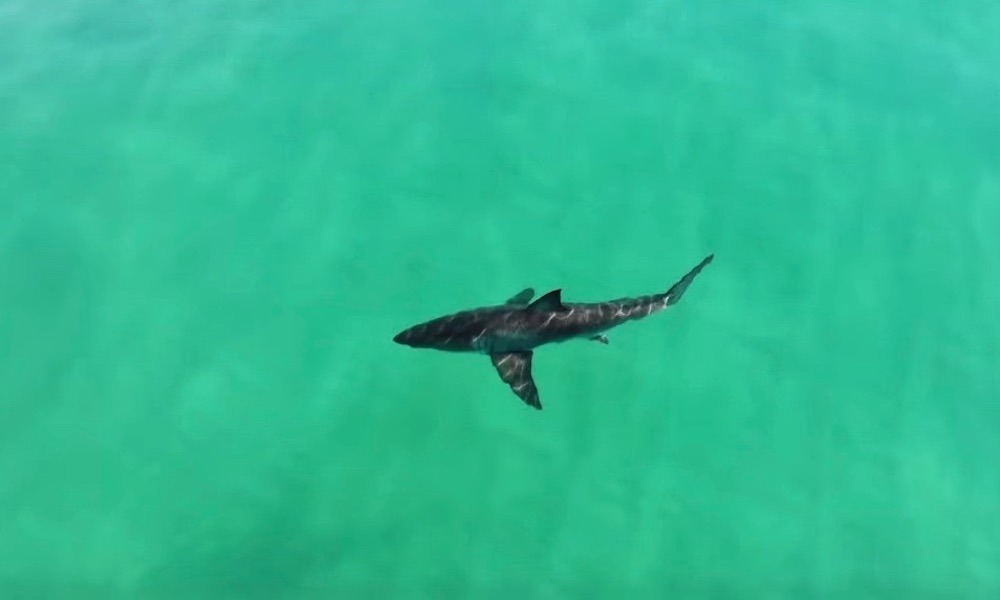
xmin=2 ymin=0 xmax=999 ymax=597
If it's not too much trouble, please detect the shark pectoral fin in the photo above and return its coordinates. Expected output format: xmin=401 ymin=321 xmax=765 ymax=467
xmin=504 ymin=288 xmax=535 ymax=306
xmin=490 ymin=351 xmax=541 ymax=410
xmin=589 ymin=334 xmax=609 ymax=344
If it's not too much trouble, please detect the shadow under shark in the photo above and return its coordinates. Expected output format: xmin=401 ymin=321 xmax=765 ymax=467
xmin=393 ymin=254 xmax=713 ymax=410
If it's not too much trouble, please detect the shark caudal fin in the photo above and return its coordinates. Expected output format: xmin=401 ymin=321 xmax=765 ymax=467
xmin=664 ymin=254 xmax=714 ymax=306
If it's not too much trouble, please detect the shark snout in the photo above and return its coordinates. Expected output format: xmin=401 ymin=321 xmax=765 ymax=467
xmin=393 ymin=328 xmax=415 ymax=346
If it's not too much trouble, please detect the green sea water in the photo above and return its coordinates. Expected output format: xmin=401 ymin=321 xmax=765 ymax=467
xmin=2 ymin=0 xmax=999 ymax=597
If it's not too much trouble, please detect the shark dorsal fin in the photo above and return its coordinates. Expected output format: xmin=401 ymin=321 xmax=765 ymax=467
xmin=504 ymin=288 xmax=535 ymax=306
xmin=528 ymin=289 xmax=566 ymax=311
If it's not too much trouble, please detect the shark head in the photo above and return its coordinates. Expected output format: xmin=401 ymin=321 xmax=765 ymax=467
xmin=392 ymin=309 xmax=495 ymax=352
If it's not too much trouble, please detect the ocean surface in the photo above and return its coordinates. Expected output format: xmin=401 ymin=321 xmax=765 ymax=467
xmin=1 ymin=0 xmax=998 ymax=597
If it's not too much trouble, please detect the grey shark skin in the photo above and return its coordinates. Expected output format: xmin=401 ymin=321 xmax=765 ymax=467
xmin=393 ymin=254 xmax=714 ymax=410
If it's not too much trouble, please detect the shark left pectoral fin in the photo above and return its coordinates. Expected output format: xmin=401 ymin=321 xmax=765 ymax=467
xmin=589 ymin=334 xmax=609 ymax=345
xmin=489 ymin=351 xmax=541 ymax=410
xmin=504 ymin=288 xmax=535 ymax=306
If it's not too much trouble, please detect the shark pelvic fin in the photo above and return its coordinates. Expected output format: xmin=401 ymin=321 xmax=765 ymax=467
xmin=490 ymin=351 xmax=541 ymax=409
xmin=527 ymin=289 xmax=566 ymax=312
xmin=504 ymin=288 xmax=535 ymax=306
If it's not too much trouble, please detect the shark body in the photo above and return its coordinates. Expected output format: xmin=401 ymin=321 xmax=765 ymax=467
xmin=393 ymin=254 xmax=713 ymax=410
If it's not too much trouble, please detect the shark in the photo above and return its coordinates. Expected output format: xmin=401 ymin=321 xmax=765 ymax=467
xmin=392 ymin=254 xmax=714 ymax=410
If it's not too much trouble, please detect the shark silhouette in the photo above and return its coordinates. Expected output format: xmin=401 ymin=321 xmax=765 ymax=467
xmin=393 ymin=254 xmax=713 ymax=410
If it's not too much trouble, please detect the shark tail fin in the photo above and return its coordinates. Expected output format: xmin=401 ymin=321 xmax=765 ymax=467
xmin=664 ymin=254 xmax=714 ymax=306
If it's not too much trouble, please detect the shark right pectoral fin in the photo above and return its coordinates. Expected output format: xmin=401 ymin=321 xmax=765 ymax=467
xmin=489 ymin=351 xmax=541 ymax=410
xmin=589 ymin=334 xmax=609 ymax=344
xmin=504 ymin=288 xmax=535 ymax=306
